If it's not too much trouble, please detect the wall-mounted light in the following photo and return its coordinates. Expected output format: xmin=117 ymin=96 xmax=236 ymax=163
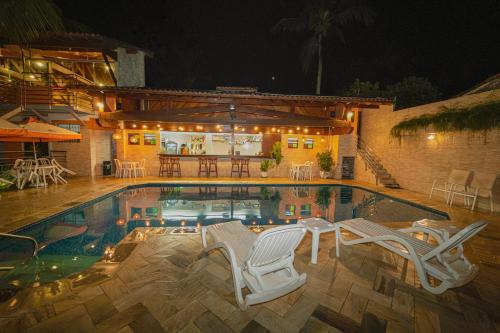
xmin=296 ymin=126 xmax=300 ymax=130
xmin=303 ymin=128 xmax=309 ymax=133
xmin=142 ymin=124 xmax=148 ymax=129
xmin=277 ymin=129 xmax=281 ymax=133
xmin=427 ymin=133 xmax=436 ymax=140
xmin=112 ymin=133 xmax=122 ymax=140
xmin=229 ymin=104 xmax=236 ymax=111
xmin=241 ymin=127 xmax=246 ymax=132
xmin=196 ymin=125 xmax=204 ymax=130
xmin=253 ymin=126 xmax=259 ymax=131
xmin=96 ymin=102 xmax=104 ymax=110
xmin=35 ymin=61 xmax=44 ymax=68
xmin=288 ymin=129 xmax=293 ymax=134
xmin=316 ymin=131 xmax=320 ymax=135
xmin=346 ymin=111 xmax=354 ymax=121
xmin=157 ymin=124 xmax=161 ymax=128
xmin=132 ymin=124 xmax=137 ymax=128
xmin=271 ymin=127 xmax=276 ymax=132
xmin=234 ymin=125 xmax=239 ymax=130
xmin=178 ymin=126 xmax=185 ymax=131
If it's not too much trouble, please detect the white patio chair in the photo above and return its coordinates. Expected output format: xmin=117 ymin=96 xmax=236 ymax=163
xmin=11 ymin=159 xmax=25 ymax=189
xmin=429 ymin=169 xmax=471 ymax=204
xmin=335 ymin=218 xmax=487 ymax=294
xmin=135 ymin=158 xmax=146 ymax=177
xmin=114 ymin=159 xmax=122 ymax=178
xmin=22 ymin=159 xmax=40 ymax=189
xmin=51 ymin=159 xmax=76 ymax=184
xmin=303 ymin=161 xmax=313 ymax=180
xmin=201 ymin=221 xmax=307 ymax=310
xmin=449 ymin=172 xmax=497 ymax=212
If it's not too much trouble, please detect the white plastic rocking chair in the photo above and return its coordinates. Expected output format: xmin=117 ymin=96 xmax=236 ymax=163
xmin=201 ymin=221 xmax=307 ymax=310
xmin=335 ymin=218 xmax=487 ymax=294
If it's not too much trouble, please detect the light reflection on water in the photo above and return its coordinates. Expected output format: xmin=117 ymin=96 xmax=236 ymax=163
xmin=1 ymin=185 xmax=447 ymax=289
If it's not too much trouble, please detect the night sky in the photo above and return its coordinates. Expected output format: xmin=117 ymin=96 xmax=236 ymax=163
xmin=55 ymin=0 xmax=500 ymax=97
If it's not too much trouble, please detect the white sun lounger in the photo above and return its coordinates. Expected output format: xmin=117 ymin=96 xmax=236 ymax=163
xmin=201 ymin=221 xmax=307 ymax=310
xmin=335 ymin=218 xmax=487 ymax=294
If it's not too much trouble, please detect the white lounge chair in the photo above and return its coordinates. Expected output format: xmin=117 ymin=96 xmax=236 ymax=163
xmin=335 ymin=218 xmax=487 ymax=294
xmin=429 ymin=169 xmax=471 ymax=204
xmin=201 ymin=221 xmax=307 ymax=310
xmin=51 ymin=159 xmax=76 ymax=184
xmin=449 ymin=172 xmax=497 ymax=212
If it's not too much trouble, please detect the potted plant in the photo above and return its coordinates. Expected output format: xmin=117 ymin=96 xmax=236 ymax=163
xmin=260 ymin=159 xmax=274 ymax=178
xmin=270 ymin=142 xmax=282 ymax=166
xmin=316 ymin=150 xmax=334 ymax=179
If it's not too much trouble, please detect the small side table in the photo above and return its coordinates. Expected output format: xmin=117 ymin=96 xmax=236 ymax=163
xmin=298 ymin=217 xmax=336 ymax=264
xmin=412 ymin=219 xmax=460 ymax=241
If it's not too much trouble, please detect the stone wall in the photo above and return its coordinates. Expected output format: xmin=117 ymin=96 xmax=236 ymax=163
xmin=115 ymin=48 xmax=146 ymax=87
xmin=357 ymin=89 xmax=500 ymax=211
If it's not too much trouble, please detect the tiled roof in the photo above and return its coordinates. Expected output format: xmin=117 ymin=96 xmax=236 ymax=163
xmin=15 ymin=32 xmax=153 ymax=56
xmin=83 ymin=86 xmax=393 ymax=104
xmin=459 ymin=73 xmax=500 ymax=96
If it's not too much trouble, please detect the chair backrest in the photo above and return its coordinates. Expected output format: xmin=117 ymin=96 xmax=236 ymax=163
xmin=13 ymin=159 xmax=24 ymax=170
xmin=38 ymin=158 xmax=50 ymax=166
xmin=140 ymin=158 xmax=146 ymax=168
xmin=422 ymin=220 xmax=487 ymax=261
xmin=470 ymin=172 xmax=497 ymax=192
xmin=448 ymin=169 xmax=471 ymax=186
xmin=114 ymin=159 xmax=121 ymax=168
xmin=246 ymin=224 xmax=306 ymax=267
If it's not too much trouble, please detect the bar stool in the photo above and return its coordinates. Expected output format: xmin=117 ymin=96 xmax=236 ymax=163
xmin=207 ymin=157 xmax=218 ymax=177
xmin=159 ymin=155 xmax=170 ymax=177
xmin=231 ymin=158 xmax=241 ymax=177
xmin=239 ymin=158 xmax=250 ymax=178
xmin=170 ymin=157 xmax=181 ymax=177
xmin=198 ymin=157 xmax=209 ymax=177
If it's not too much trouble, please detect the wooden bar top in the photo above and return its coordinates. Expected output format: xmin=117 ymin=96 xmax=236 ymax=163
xmin=158 ymin=154 xmax=269 ymax=159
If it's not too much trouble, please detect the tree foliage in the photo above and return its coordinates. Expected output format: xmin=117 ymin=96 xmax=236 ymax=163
xmin=0 ymin=0 xmax=64 ymax=44
xmin=343 ymin=76 xmax=442 ymax=109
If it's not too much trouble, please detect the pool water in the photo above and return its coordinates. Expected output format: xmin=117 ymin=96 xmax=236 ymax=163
xmin=0 ymin=185 xmax=447 ymax=295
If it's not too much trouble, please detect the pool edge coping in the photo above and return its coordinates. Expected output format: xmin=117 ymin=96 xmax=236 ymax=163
xmin=10 ymin=181 xmax=450 ymax=234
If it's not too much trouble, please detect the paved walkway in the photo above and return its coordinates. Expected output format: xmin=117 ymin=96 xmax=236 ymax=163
xmin=0 ymin=177 xmax=499 ymax=332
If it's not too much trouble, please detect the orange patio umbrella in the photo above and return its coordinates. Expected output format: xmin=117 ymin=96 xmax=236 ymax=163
xmin=0 ymin=118 xmax=28 ymax=137
xmin=0 ymin=119 xmax=82 ymax=159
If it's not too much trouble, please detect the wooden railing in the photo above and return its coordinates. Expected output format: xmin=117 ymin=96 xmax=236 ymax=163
xmin=1 ymin=74 xmax=95 ymax=114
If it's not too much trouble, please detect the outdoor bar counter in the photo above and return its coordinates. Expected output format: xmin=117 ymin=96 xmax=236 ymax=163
xmin=157 ymin=153 xmax=271 ymax=178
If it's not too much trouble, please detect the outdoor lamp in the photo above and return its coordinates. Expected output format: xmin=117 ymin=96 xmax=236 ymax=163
xmin=346 ymin=111 xmax=354 ymax=121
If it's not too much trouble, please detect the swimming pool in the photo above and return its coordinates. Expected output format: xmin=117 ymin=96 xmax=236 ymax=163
xmin=0 ymin=184 xmax=447 ymax=296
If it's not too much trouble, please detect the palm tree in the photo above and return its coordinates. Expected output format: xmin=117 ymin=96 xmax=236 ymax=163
xmin=0 ymin=0 xmax=64 ymax=44
xmin=274 ymin=0 xmax=374 ymax=95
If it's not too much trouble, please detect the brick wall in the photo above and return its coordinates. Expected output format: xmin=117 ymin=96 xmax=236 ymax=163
xmin=357 ymin=89 xmax=500 ymax=211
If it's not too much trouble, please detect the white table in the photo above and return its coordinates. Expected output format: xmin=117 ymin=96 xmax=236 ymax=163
xmin=298 ymin=217 xmax=336 ymax=264
xmin=121 ymin=161 xmax=139 ymax=178
xmin=412 ymin=219 xmax=460 ymax=241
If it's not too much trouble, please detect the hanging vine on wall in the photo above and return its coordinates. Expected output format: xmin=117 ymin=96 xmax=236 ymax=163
xmin=390 ymin=101 xmax=500 ymax=139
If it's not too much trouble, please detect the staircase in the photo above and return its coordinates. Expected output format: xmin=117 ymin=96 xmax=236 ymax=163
xmin=356 ymin=137 xmax=401 ymax=188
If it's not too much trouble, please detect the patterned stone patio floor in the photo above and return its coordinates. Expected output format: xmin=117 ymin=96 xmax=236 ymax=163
xmin=0 ymin=177 xmax=499 ymax=332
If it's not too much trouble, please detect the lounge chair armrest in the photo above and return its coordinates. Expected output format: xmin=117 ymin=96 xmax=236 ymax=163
xmin=398 ymin=227 xmax=444 ymax=243
xmin=204 ymin=241 xmax=240 ymax=270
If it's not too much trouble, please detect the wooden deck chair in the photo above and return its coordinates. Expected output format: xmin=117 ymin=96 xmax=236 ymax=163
xmin=429 ymin=169 xmax=471 ymax=204
xmin=202 ymin=221 xmax=307 ymax=309
xmin=335 ymin=218 xmax=487 ymax=294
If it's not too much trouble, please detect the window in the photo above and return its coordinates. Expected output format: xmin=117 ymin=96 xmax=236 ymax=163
xmin=300 ymin=204 xmax=311 ymax=217
xmin=287 ymin=138 xmax=298 ymax=149
xmin=58 ymin=124 xmax=81 ymax=143
xmin=303 ymin=138 xmax=314 ymax=149
xmin=145 ymin=207 xmax=158 ymax=217
xmin=285 ymin=204 xmax=296 ymax=216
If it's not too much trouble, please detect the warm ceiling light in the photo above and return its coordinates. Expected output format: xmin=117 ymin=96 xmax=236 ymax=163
xmin=253 ymin=126 xmax=259 ymax=131
xmin=28 ymin=74 xmax=35 ymax=79
xmin=296 ymin=126 xmax=300 ymax=130
xmin=142 ymin=124 xmax=148 ymax=129
xmin=216 ymin=124 xmax=221 ymax=129
xmin=98 ymin=83 xmax=104 ymax=87
xmin=271 ymin=127 xmax=276 ymax=132
xmin=241 ymin=127 xmax=245 ymax=132
xmin=288 ymin=129 xmax=293 ymax=133
xmin=178 ymin=126 xmax=185 ymax=131
xmin=196 ymin=125 xmax=204 ymax=130
xmin=159 ymin=128 xmax=164 ymax=131
xmin=321 ymin=138 xmax=325 ymax=142
xmin=96 ymin=102 xmax=104 ymax=109
xmin=157 ymin=124 xmax=161 ymax=127
xmin=35 ymin=61 xmax=44 ymax=68
xmin=304 ymin=128 xmax=309 ymax=133
xmin=218 ymin=128 xmax=223 ymax=132
xmin=316 ymin=131 xmax=320 ymax=135
xmin=234 ymin=126 xmax=239 ymax=130
xmin=277 ymin=129 xmax=281 ymax=133
xmin=427 ymin=133 xmax=436 ymax=140
xmin=132 ymin=124 xmax=137 ymax=128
